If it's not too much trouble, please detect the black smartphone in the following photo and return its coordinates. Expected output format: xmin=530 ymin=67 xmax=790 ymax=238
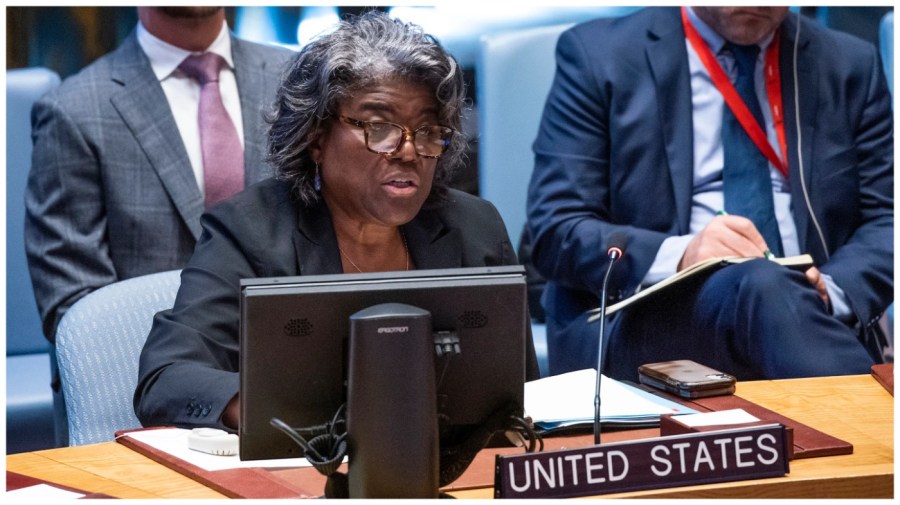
xmin=638 ymin=360 xmax=736 ymax=399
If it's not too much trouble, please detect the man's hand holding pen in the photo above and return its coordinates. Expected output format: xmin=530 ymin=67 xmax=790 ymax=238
xmin=679 ymin=213 xmax=828 ymax=308
xmin=677 ymin=213 xmax=769 ymax=271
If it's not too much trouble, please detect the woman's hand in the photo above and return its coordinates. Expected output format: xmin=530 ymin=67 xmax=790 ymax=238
xmin=223 ymin=394 xmax=240 ymax=429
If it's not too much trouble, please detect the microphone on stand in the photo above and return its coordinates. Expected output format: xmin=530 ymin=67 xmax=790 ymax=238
xmin=593 ymin=233 xmax=625 ymax=445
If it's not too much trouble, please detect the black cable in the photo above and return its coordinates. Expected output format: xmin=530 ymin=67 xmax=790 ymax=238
xmin=271 ymin=404 xmax=349 ymax=481
xmin=269 ymin=417 xmax=325 ymax=460
xmin=507 ymin=415 xmax=543 ymax=453
xmin=436 ymin=352 xmax=453 ymax=390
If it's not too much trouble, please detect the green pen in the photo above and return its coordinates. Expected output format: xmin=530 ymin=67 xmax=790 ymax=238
xmin=716 ymin=210 xmax=775 ymax=260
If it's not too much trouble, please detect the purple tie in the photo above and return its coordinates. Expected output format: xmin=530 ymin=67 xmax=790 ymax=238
xmin=179 ymin=52 xmax=244 ymax=208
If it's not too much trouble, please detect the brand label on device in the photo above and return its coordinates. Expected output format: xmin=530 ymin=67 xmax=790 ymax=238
xmin=377 ymin=326 xmax=409 ymax=333
xmin=494 ymin=424 xmax=788 ymax=498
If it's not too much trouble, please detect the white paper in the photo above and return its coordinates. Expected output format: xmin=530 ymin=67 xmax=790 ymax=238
xmin=6 ymin=484 xmax=85 ymax=500
xmin=123 ymin=428 xmax=314 ymax=472
xmin=524 ymin=368 xmax=683 ymax=423
xmin=671 ymin=408 xmax=760 ymax=428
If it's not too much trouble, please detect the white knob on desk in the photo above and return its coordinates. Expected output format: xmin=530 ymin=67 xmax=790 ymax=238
xmin=187 ymin=428 xmax=239 ymax=456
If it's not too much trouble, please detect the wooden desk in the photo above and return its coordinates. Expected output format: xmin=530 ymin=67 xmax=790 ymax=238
xmin=7 ymin=374 xmax=893 ymax=499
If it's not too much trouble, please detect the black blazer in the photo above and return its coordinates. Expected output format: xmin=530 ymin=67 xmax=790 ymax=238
xmin=135 ymin=177 xmax=537 ymax=429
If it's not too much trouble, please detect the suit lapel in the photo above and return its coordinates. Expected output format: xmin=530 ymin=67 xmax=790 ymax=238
xmin=780 ymin=15 xmax=818 ymax=257
xmin=109 ymin=33 xmax=204 ymax=239
xmin=646 ymin=9 xmax=695 ymax=234
xmin=292 ymin=200 xmax=344 ymax=275
xmin=403 ymin=208 xmax=462 ymax=270
xmin=232 ymin=36 xmax=276 ymax=184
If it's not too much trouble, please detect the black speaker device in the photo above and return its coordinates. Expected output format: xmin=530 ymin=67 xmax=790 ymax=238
xmin=346 ymin=303 xmax=439 ymax=498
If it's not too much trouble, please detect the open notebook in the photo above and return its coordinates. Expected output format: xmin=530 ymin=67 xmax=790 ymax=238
xmin=589 ymin=254 xmax=814 ymax=320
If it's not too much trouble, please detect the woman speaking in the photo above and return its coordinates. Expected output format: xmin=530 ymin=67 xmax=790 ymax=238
xmin=134 ymin=11 xmax=537 ymax=430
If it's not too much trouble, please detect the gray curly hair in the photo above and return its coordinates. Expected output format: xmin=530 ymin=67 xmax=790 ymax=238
xmin=266 ymin=10 xmax=467 ymax=206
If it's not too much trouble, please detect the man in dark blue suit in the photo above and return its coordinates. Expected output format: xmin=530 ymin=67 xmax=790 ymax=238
xmin=527 ymin=7 xmax=893 ymax=381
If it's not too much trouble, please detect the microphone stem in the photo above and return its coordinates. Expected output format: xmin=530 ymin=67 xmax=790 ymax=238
xmin=593 ymin=257 xmax=617 ymax=445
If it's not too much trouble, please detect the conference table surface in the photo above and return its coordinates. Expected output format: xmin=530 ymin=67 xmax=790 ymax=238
xmin=6 ymin=374 xmax=893 ymax=499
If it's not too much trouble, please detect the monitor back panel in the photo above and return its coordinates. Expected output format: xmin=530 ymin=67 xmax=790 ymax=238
xmin=239 ymin=267 xmax=526 ymax=461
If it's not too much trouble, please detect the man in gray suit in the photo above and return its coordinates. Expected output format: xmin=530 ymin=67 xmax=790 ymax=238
xmin=26 ymin=7 xmax=292 ymax=341
xmin=24 ymin=7 xmax=292 ymax=444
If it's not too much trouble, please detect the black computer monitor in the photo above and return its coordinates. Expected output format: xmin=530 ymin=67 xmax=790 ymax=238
xmin=238 ymin=265 xmax=527 ymax=462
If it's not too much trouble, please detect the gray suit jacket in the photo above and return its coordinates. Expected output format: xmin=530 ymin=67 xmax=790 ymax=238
xmin=25 ymin=30 xmax=293 ymax=340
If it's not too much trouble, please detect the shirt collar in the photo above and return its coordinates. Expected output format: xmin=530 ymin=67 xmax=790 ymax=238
xmin=686 ymin=7 xmax=776 ymax=56
xmin=136 ymin=20 xmax=234 ymax=81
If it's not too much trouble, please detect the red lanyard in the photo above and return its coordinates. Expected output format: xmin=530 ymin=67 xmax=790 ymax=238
xmin=680 ymin=7 xmax=788 ymax=178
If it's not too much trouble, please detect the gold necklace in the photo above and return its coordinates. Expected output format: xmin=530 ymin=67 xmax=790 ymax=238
xmin=338 ymin=231 xmax=409 ymax=273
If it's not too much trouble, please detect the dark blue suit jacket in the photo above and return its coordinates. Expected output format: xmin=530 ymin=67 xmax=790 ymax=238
xmin=527 ymin=8 xmax=893 ymax=371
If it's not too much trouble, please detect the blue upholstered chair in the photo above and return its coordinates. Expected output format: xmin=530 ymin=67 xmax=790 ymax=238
xmin=7 ymin=67 xmax=61 ymax=453
xmin=476 ymin=23 xmax=573 ymax=250
xmin=477 ymin=24 xmax=574 ymax=378
xmin=55 ymin=269 xmax=182 ymax=446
